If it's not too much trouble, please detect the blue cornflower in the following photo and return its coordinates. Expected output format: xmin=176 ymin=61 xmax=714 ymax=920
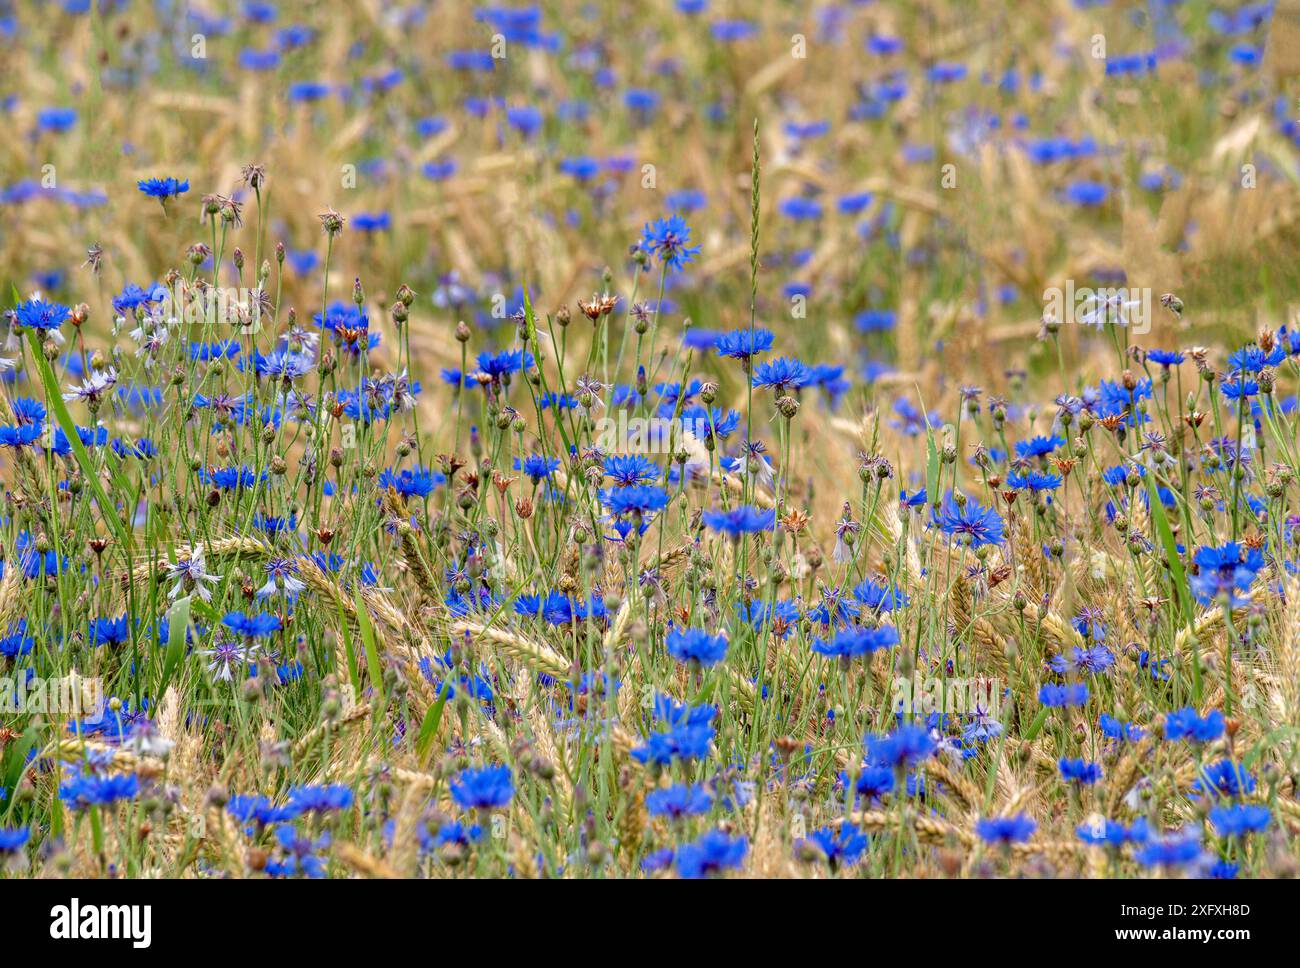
xmin=710 ymin=19 xmax=757 ymax=41
xmin=638 ymin=215 xmax=700 ymax=272
xmin=928 ymin=61 xmax=967 ymax=83
xmin=1164 ymin=707 xmax=1225 ymax=743
xmin=335 ymin=386 xmax=391 ymax=423
xmin=714 ymin=327 xmax=774 ymax=362
xmin=807 ymin=586 xmax=859 ymax=626
xmin=8 ymin=398 xmax=46 ymax=425
xmin=1039 ymin=683 xmax=1089 ymax=707
xmin=864 ymin=724 xmax=935 ymax=769
xmin=852 ymin=579 xmax=909 ymax=613
xmin=137 ymin=177 xmax=189 ymax=203
xmin=0 ymin=425 xmax=42 ymax=447
xmin=1076 ymin=817 xmax=1150 ymax=847
xmin=801 ymin=823 xmax=868 ymax=867
xmin=602 ymin=454 xmax=660 ymax=487
xmin=379 ymin=467 xmax=444 ymax=498
xmin=285 ymin=784 xmax=354 ymax=814
xmin=751 ymin=356 xmax=811 ymax=393
xmin=1058 ymin=758 xmax=1102 ymax=785
xmin=0 ymin=621 xmax=35 ymax=658
xmin=1050 ymin=645 xmax=1115 ymax=676
xmin=890 ymin=397 xmax=938 ymax=436
xmin=13 ymin=297 xmax=70 ymax=333
xmin=1190 ymin=543 xmax=1265 ymax=606
xmin=665 ymin=628 xmax=729 ymax=667
xmin=432 ymin=820 xmax=483 ymax=849
xmin=251 ymin=349 xmax=315 ymax=380
xmin=558 ymin=156 xmax=600 ymax=180
xmin=645 ymin=784 xmax=713 ymax=819
xmin=287 ymin=80 xmax=333 ymax=101
xmin=976 ymin=813 xmax=1036 ymax=844
xmin=190 ymin=340 xmax=241 ymax=362
xmin=680 ymin=405 xmax=740 ymax=440
xmin=933 ymin=493 xmax=1005 ymax=547
xmin=204 ymin=465 xmax=260 ymax=490
xmin=900 ymin=487 xmax=928 ymax=509
xmin=266 ymin=824 xmax=329 ymax=878
xmin=537 ymin=391 xmax=577 ymax=410
xmin=1013 ymin=434 xmax=1064 ymax=459
xmin=252 ymin=512 xmax=297 ymax=537
xmin=1099 ymin=713 xmax=1144 ymax=742
xmin=1209 ymin=804 xmax=1271 ymax=837
xmin=778 ymin=196 xmax=822 ymax=220
xmin=112 ymin=282 xmax=167 ymax=316
xmin=844 ymin=766 xmax=895 ymax=800
xmin=514 ymin=454 xmax=560 ymax=484
xmin=59 ymin=771 xmax=140 ymax=809
xmin=506 ymin=104 xmax=543 ymax=137
xmin=642 ymin=847 xmax=675 ymax=873
xmin=1101 ymin=463 xmax=1140 ymax=487
xmin=476 ymin=349 xmax=533 ymax=380
xmin=838 ymin=191 xmax=875 ymax=213
xmin=512 ymin=592 xmax=544 ymax=619
xmin=1228 ymin=344 xmax=1285 ymax=374
xmin=239 ymin=48 xmax=281 ymax=70
xmin=450 ymin=765 xmax=514 ymax=810
xmin=540 ymin=591 xmax=574 ymax=626
xmin=111 ymin=436 xmax=157 ymax=460
xmin=702 ymin=505 xmax=776 ymax=535
xmin=37 ymin=107 xmax=77 ymax=132
xmin=855 ymin=308 xmax=896 ymax=332
xmin=1147 ymin=348 xmax=1184 ymax=367
xmin=88 ymin=615 xmax=131 ymax=647
xmin=0 ymin=826 xmax=29 ymax=853
xmin=1219 ymin=377 xmax=1258 ymax=403
xmin=222 ymin=611 xmax=282 ymax=638
xmin=1193 ymin=760 xmax=1256 ymax=799
xmin=1006 ymin=470 xmax=1062 ymax=492
xmin=674 ymin=830 xmax=747 ymax=878
xmin=632 ymin=698 xmax=717 ymax=765
xmin=736 ymin=599 xmax=800 ymax=638
xmin=351 ymin=211 xmax=390 ymax=232
xmin=1135 ymin=831 xmax=1206 ymax=869
xmin=600 ymin=484 xmax=671 ymax=517
xmin=1064 ymin=180 xmax=1108 ymax=206
xmin=812 ymin=625 xmax=899 ymax=660
xmin=13 ymin=534 xmax=67 ymax=578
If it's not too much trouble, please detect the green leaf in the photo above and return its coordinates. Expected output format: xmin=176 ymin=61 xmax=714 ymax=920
xmin=333 ymin=597 xmax=360 ymax=696
xmin=521 ymin=280 xmax=538 ymax=346
xmin=416 ymin=685 xmax=451 ymax=761
xmin=924 ymin=430 xmax=940 ymax=501
xmin=353 ymin=585 xmax=384 ymax=708
xmin=1147 ymin=477 xmax=1193 ymax=625
xmin=0 ymin=725 xmax=40 ymax=820
xmin=26 ymin=330 xmax=130 ymax=547
xmin=156 ymin=595 xmax=191 ymax=696
xmin=189 ymin=598 xmax=221 ymax=628
xmin=1020 ymin=705 xmax=1050 ymax=743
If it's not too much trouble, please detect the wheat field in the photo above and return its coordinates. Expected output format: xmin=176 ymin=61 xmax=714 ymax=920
xmin=0 ymin=0 xmax=1298 ymax=884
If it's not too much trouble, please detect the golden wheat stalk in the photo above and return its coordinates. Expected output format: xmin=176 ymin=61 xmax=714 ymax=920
xmin=446 ymin=619 xmax=573 ymax=679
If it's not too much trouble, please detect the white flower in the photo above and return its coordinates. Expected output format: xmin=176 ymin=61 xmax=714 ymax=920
xmin=62 ymin=367 xmax=117 ymax=404
xmin=256 ymin=557 xmax=307 ymax=599
xmin=166 ymin=544 xmax=219 ymax=602
xmin=200 ymin=640 xmax=259 ymax=681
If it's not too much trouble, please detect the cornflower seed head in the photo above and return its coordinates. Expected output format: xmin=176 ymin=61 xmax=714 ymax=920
xmin=240 ymin=163 xmax=266 ymax=188
xmin=318 ymin=208 xmax=346 ymax=235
